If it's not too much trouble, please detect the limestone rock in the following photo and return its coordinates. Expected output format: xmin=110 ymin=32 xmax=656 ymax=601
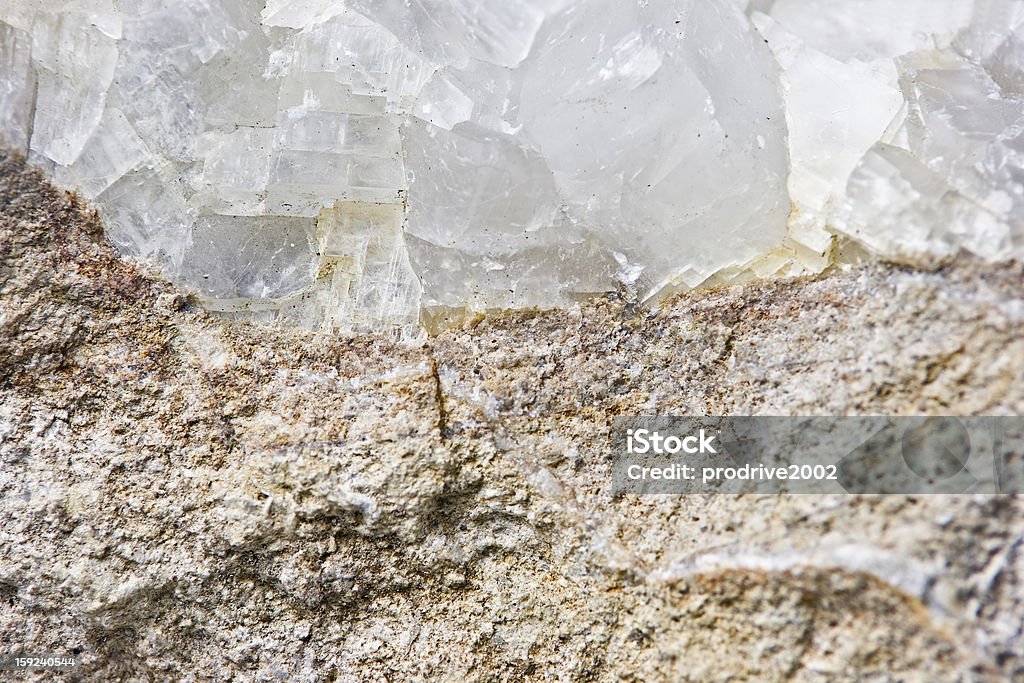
xmin=3 ymin=148 xmax=1024 ymax=681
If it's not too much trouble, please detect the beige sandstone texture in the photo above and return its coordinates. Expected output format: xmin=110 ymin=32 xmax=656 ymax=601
xmin=1 ymin=147 xmax=1023 ymax=681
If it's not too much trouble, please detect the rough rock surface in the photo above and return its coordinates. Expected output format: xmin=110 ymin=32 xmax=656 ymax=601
xmin=1 ymin=147 xmax=1023 ymax=681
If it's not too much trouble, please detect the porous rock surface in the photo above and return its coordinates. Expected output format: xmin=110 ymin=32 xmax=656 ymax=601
xmin=1 ymin=148 xmax=1023 ymax=681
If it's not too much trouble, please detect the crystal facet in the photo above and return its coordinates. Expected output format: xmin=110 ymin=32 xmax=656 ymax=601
xmin=0 ymin=21 xmax=34 ymax=155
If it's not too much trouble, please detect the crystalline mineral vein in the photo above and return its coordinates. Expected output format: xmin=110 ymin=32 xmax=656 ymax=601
xmin=1 ymin=0 xmax=1022 ymax=333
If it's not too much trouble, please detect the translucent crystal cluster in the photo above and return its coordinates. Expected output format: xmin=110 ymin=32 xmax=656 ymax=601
xmin=752 ymin=0 xmax=1024 ymax=264
xmin=356 ymin=0 xmax=790 ymax=313
xmin=1 ymin=0 xmax=430 ymax=332
xmin=1 ymin=1 xmax=1023 ymax=332
xmin=0 ymin=0 xmax=788 ymax=331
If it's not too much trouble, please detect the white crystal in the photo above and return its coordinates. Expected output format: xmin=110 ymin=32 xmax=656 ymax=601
xmin=191 ymin=127 xmax=274 ymax=217
xmin=0 ymin=21 xmax=34 ymax=154
xmin=29 ymin=6 xmax=119 ymax=168
xmin=52 ymin=107 xmax=149 ymax=199
xmin=3 ymin=1 xmax=1024 ymax=332
xmin=834 ymin=9 xmax=1024 ymax=262
xmin=363 ymin=0 xmax=790 ymax=310
xmin=97 ymin=166 xmax=193 ymax=268
xmin=764 ymin=0 xmax=974 ymax=62
xmin=752 ymin=11 xmax=905 ymax=256
xmin=0 ymin=0 xmax=790 ymax=331
xmin=182 ymin=215 xmax=317 ymax=301
xmin=756 ymin=0 xmax=1024 ymax=264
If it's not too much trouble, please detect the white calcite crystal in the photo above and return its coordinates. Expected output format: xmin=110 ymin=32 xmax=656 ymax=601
xmin=369 ymin=0 xmax=789 ymax=312
xmin=1 ymin=0 xmax=1023 ymax=332
xmin=0 ymin=0 xmax=788 ymax=331
xmin=752 ymin=0 xmax=1024 ymax=264
xmin=0 ymin=22 xmax=34 ymax=154
xmin=0 ymin=0 xmax=430 ymax=332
